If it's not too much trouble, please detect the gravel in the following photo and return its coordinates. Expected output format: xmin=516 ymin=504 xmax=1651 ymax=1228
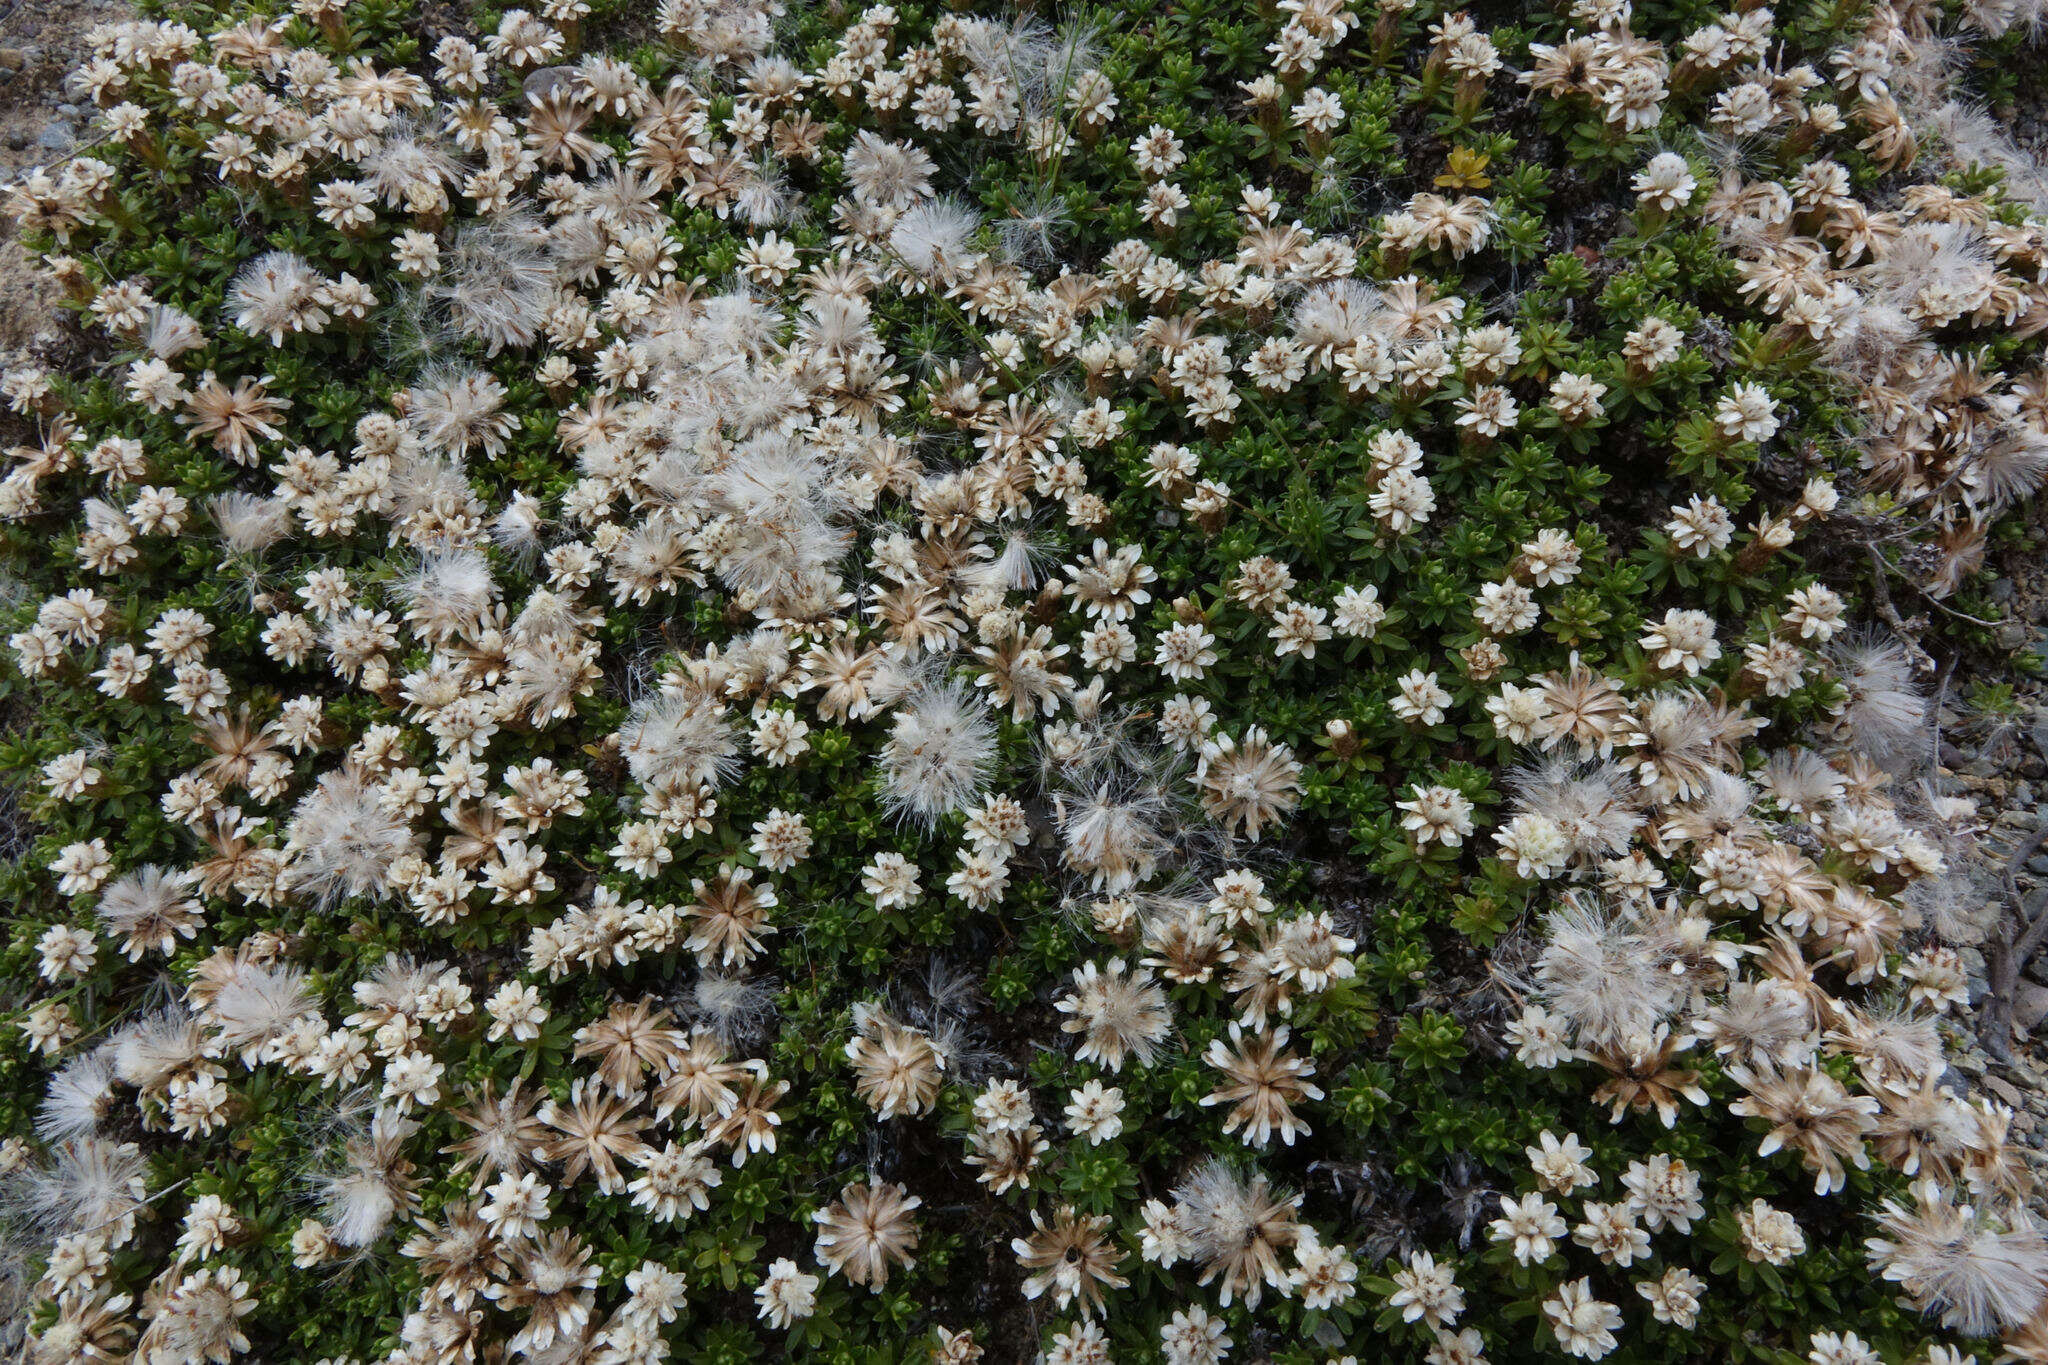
xmin=0 ymin=0 xmax=128 ymax=356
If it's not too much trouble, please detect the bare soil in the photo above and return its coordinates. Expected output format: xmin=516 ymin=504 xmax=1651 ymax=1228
xmin=0 ymin=0 xmax=125 ymax=357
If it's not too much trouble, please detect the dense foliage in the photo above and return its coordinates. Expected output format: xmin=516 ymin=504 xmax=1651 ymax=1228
xmin=3 ymin=0 xmax=2048 ymax=1361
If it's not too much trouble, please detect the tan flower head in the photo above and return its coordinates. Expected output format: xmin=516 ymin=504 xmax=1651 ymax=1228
xmin=813 ymin=1177 xmax=922 ymax=1290
xmin=1728 ymin=1063 xmax=1879 ymax=1195
xmin=1201 ymin=1023 xmax=1323 ymax=1148
xmin=844 ymin=1005 xmax=946 ymax=1120
xmin=1012 ymin=1204 xmax=1129 ymax=1317
xmin=1055 ymin=959 xmax=1172 ymax=1072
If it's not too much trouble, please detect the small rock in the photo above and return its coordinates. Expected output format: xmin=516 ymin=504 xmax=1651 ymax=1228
xmin=36 ymin=121 xmax=73 ymax=152
xmin=4 ymin=129 xmax=25 ymax=151
xmin=55 ymin=103 xmax=81 ymax=119
xmin=2018 ymin=981 xmax=2048 ymax=1034
xmin=1986 ymin=1073 xmax=2027 ymax=1108
xmin=522 ymin=66 xmax=578 ymax=101
xmin=1991 ymin=578 xmax=2018 ymax=605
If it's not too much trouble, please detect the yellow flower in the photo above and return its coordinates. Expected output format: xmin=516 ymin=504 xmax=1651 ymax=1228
xmin=1434 ymin=147 xmax=1493 ymax=190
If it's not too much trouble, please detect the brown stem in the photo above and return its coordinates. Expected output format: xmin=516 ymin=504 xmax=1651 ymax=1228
xmin=1981 ymin=822 xmax=2048 ymax=1061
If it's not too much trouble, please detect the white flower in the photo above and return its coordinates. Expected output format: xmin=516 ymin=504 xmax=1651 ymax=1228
xmin=380 ymin=1050 xmax=444 ymax=1112
xmin=1640 ymin=608 xmax=1721 ymax=676
xmin=1632 ymin=152 xmax=1696 ymax=211
xmin=1489 ymin=1191 xmax=1566 ymax=1265
xmin=1784 ymin=585 xmax=1844 ymax=641
xmin=751 ymin=809 xmax=813 ymax=872
xmin=1572 ymin=1200 xmax=1651 ymax=1267
xmin=1624 ymin=317 xmax=1683 ymax=372
xmin=36 ymin=925 xmax=97 ymax=981
xmin=752 ymin=708 xmax=811 ymax=766
xmin=609 ymin=820 xmax=672 ymax=879
xmin=1622 ymin=1154 xmax=1704 ymax=1233
xmin=1455 ymin=384 xmax=1520 ymax=438
xmin=1716 ymin=382 xmax=1779 ymax=443
xmin=486 ymin=981 xmax=548 ymax=1042
xmin=1529 ymin=1130 xmax=1598 ymax=1194
xmin=1332 ymin=585 xmax=1386 ymax=637
xmin=1062 ymin=1080 xmax=1126 ymax=1145
xmin=49 ymin=838 xmax=111 ymax=896
xmin=1269 ymin=602 xmax=1331 ymax=659
xmin=1391 ymin=669 xmax=1451 ymax=726
xmin=1505 ymin=1004 xmax=1573 ymax=1068
xmin=1139 ymin=1198 xmax=1187 ymax=1268
xmin=1427 ymin=1328 xmax=1491 ymax=1365
xmin=1548 ymin=372 xmax=1607 ymax=424
xmin=1160 ymin=1303 xmax=1231 ymax=1364
xmin=1737 ymin=1198 xmax=1806 ymax=1265
xmin=755 ymin=1257 xmax=819 ymax=1329
xmin=1389 ymin=1251 xmax=1464 ymax=1328
xmin=973 ymin=1079 xmax=1034 ymax=1135
xmin=1495 ymin=813 xmax=1569 ymax=878
xmin=480 ymin=1172 xmax=550 ymax=1241
xmin=1154 ymin=621 xmax=1218 ymax=681
xmin=1080 ymin=620 xmax=1137 ymax=672
xmin=947 ymin=847 xmax=1011 ymax=909
xmin=1544 ymin=1277 xmax=1622 ymax=1359
xmin=861 ymin=852 xmax=922 ymax=909
xmin=1806 ymin=1331 xmax=1882 ymax=1365
xmin=291 ymin=1219 xmax=335 ymax=1268
xmin=44 ymin=750 xmax=100 ymax=801
xmin=1291 ymin=1228 xmax=1357 ymax=1310
xmin=1474 ymin=580 xmax=1537 ymax=635
xmin=1637 ymin=1266 xmax=1705 ymax=1327
xmin=1292 ymin=87 xmax=1345 ymax=134
xmin=1131 ymin=124 xmax=1186 ymax=178
xmin=1664 ymin=494 xmax=1734 ymax=557
xmin=1397 ymin=784 xmax=1476 ymax=847
xmin=1207 ymin=869 xmax=1273 ymax=928
xmin=1160 ymin=694 xmax=1217 ymax=751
